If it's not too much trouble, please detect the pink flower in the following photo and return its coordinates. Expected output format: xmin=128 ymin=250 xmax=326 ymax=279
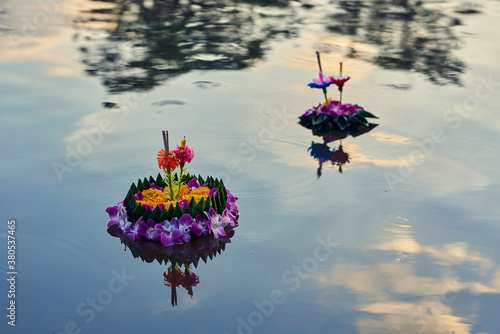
xmin=173 ymin=145 xmax=194 ymax=166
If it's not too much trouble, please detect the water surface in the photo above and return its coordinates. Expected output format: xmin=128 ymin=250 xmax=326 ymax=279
xmin=1 ymin=0 xmax=500 ymax=333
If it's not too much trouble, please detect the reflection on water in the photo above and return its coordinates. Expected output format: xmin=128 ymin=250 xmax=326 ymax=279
xmin=313 ymin=213 xmax=500 ymax=333
xmin=308 ymin=140 xmax=349 ymax=176
xmin=163 ymin=265 xmax=199 ymax=307
xmin=0 ymin=1 xmax=8 ymax=32
xmin=2 ymin=0 xmax=499 ymax=333
xmin=75 ymin=0 xmax=466 ymax=94
xmin=326 ymin=0 xmax=465 ymax=85
xmin=74 ymin=0 xmax=300 ymax=93
xmin=108 ymin=224 xmax=236 ymax=307
xmin=307 ymin=120 xmax=377 ymax=176
xmin=309 ymin=141 xmax=345 ymax=176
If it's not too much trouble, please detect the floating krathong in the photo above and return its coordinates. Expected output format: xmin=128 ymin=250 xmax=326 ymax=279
xmin=304 ymin=56 xmax=380 ymax=177
xmin=106 ymin=131 xmax=239 ymax=247
xmin=300 ymin=52 xmax=379 ymax=137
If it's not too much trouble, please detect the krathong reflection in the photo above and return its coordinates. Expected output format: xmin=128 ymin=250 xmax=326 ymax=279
xmin=301 ymin=52 xmax=378 ymax=176
xmin=163 ymin=265 xmax=199 ymax=305
xmin=309 ymin=141 xmax=351 ymax=176
xmin=107 ymin=222 xmax=235 ymax=306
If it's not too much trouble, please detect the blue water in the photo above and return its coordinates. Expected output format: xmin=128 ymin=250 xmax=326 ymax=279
xmin=1 ymin=0 xmax=500 ymax=333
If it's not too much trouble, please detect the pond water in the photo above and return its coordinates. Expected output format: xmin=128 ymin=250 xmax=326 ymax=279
xmin=1 ymin=0 xmax=500 ymax=333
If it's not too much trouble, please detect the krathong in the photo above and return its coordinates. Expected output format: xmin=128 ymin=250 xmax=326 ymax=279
xmin=300 ymin=52 xmax=378 ymax=137
xmin=303 ymin=55 xmax=379 ymax=177
xmin=106 ymin=131 xmax=239 ymax=247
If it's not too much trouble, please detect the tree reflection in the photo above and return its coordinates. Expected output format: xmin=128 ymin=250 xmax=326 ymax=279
xmin=328 ymin=0 xmax=465 ymax=85
xmin=75 ymin=0 xmax=466 ymax=93
xmin=75 ymin=0 xmax=299 ymax=93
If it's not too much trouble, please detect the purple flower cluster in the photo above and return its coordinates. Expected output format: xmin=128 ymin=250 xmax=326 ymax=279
xmin=106 ymin=187 xmax=239 ymax=247
xmin=302 ymin=100 xmax=362 ymax=118
xmin=107 ymin=223 xmax=236 ymax=266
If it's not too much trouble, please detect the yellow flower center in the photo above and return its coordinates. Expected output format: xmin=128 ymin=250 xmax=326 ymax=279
xmin=135 ymin=185 xmax=211 ymax=211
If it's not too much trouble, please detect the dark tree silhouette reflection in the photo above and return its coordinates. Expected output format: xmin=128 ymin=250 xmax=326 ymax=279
xmin=327 ymin=0 xmax=465 ymax=85
xmin=75 ymin=0 xmax=299 ymax=93
xmin=75 ymin=0 xmax=466 ymax=93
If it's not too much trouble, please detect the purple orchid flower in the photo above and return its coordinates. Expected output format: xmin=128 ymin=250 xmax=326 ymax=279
xmin=204 ymin=208 xmax=230 ymax=239
xmin=187 ymin=178 xmax=201 ymax=189
xmin=138 ymin=218 xmax=160 ymax=241
xmin=168 ymin=217 xmax=182 ymax=245
xmin=171 ymin=214 xmax=195 ymax=244
xmin=124 ymin=218 xmax=144 ymax=241
xmin=209 ymin=188 xmax=218 ymax=197
xmin=161 ymin=232 xmax=174 ymax=247
xmin=225 ymin=190 xmax=239 ymax=213
xmin=133 ymin=192 xmax=143 ymax=200
xmin=106 ymin=201 xmax=128 ymax=228
xmin=302 ymin=103 xmax=321 ymax=117
xmin=222 ymin=209 xmax=237 ymax=227
xmin=191 ymin=215 xmax=210 ymax=237
xmin=150 ymin=183 xmax=163 ymax=191
xmin=325 ymin=100 xmax=343 ymax=117
xmin=187 ymin=178 xmax=209 ymax=190
xmin=340 ymin=104 xmax=362 ymax=115
xmin=178 ymin=199 xmax=190 ymax=211
xmin=178 ymin=213 xmax=194 ymax=242
xmin=156 ymin=221 xmax=175 ymax=246
xmin=308 ymin=71 xmax=333 ymax=89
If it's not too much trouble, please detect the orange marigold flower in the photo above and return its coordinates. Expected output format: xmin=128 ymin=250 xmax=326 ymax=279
xmin=157 ymin=149 xmax=179 ymax=171
xmin=135 ymin=185 xmax=210 ymax=211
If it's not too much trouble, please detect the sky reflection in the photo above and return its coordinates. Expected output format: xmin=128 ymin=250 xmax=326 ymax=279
xmin=1 ymin=0 xmax=500 ymax=333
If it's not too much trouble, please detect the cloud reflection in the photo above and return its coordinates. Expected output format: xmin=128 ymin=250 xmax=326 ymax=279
xmin=309 ymin=214 xmax=500 ymax=333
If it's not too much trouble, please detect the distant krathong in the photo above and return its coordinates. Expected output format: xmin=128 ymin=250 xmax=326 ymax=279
xmin=302 ymin=52 xmax=379 ymax=177
xmin=301 ymin=52 xmax=378 ymax=137
xmin=106 ymin=131 xmax=239 ymax=247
